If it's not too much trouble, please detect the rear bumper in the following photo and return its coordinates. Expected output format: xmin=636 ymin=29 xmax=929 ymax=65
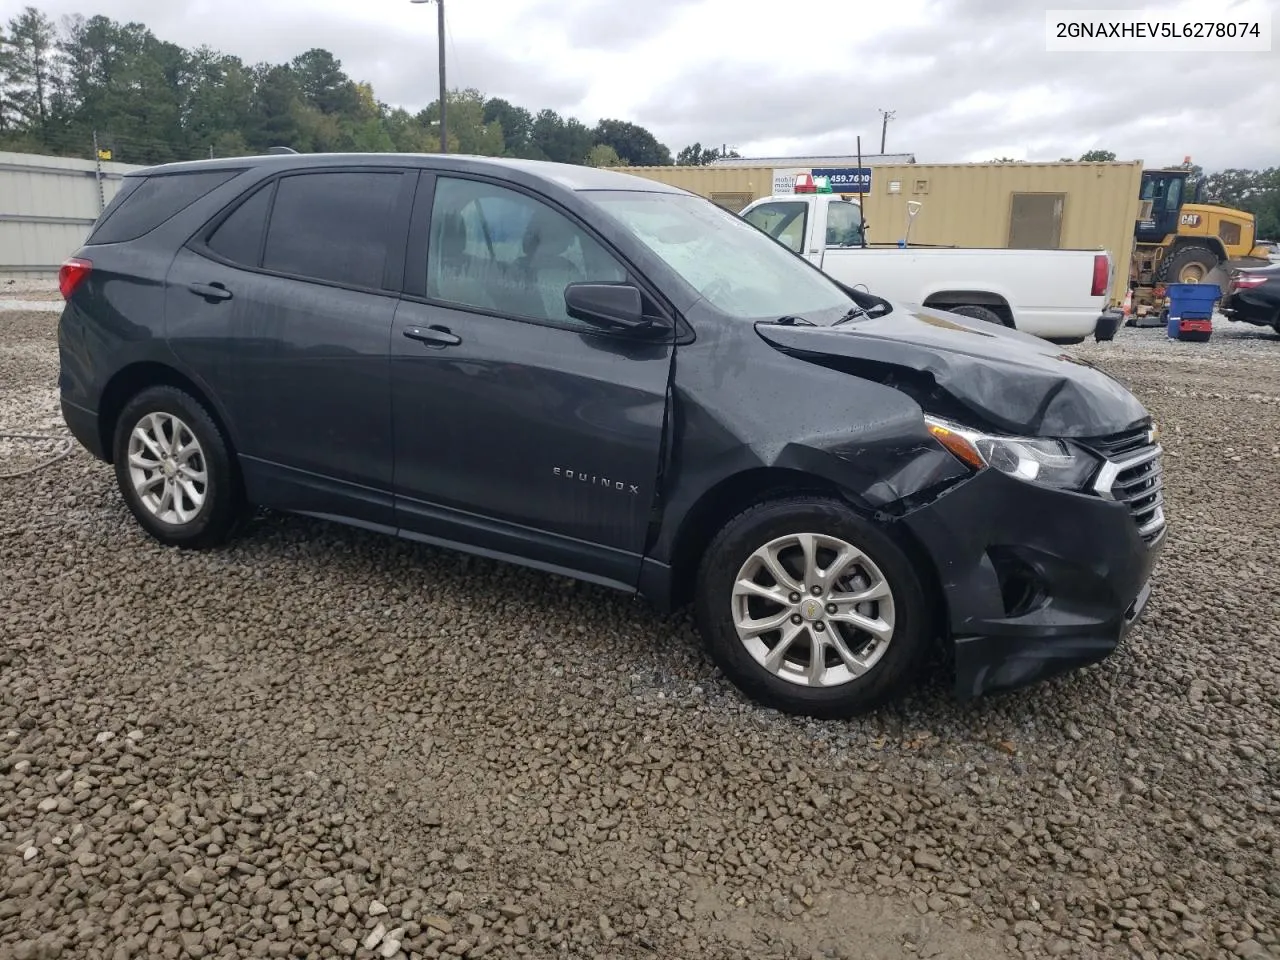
xmin=1093 ymin=309 xmax=1122 ymax=342
xmin=898 ymin=467 xmax=1164 ymax=699
xmin=61 ymin=398 xmax=106 ymax=461
xmin=1219 ymin=292 xmax=1276 ymax=327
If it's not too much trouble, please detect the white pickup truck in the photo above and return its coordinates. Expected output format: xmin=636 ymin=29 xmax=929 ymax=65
xmin=739 ymin=192 xmax=1114 ymax=343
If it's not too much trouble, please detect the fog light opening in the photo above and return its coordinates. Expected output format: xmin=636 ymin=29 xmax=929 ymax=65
xmin=988 ymin=548 xmax=1048 ymax=618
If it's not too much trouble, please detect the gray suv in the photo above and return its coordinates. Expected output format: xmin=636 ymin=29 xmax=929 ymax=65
xmin=57 ymin=153 xmax=1166 ymax=718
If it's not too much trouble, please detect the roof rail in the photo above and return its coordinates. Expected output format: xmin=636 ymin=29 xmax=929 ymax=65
xmin=267 ymin=146 xmax=298 ymax=155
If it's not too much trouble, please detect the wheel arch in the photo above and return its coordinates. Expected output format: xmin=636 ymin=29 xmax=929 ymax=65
xmin=921 ymin=290 xmax=1014 ymax=326
xmin=97 ymin=361 xmax=239 ymax=466
xmin=1168 ymin=236 xmax=1227 ymax=264
xmin=659 ymin=466 xmax=949 ymax=639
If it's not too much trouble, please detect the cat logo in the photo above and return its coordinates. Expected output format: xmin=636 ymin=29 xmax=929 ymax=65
xmin=1179 ymin=213 xmax=1201 ymax=227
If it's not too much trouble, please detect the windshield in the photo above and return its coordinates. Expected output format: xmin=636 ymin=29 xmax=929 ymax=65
xmin=586 ymin=190 xmax=856 ymax=323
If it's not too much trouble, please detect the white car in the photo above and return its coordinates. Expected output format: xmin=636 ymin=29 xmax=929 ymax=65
xmin=740 ymin=191 xmax=1114 ymax=343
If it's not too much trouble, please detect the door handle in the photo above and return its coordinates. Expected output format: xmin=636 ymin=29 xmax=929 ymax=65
xmin=403 ymin=325 xmax=461 ymax=347
xmin=189 ymin=282 xmax=232 ymax=303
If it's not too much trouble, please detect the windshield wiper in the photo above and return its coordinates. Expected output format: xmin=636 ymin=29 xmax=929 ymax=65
xmin=831 ymin=305 xmax=868 ymax=326
xmin=774 ymin=315 xmax=815 ymax=326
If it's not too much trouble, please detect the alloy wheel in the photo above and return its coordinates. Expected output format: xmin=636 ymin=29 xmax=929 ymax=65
xmin=730 ymin=532 xmax=896 ymax=688
xmin=127 ymin=412 xmax=208 ymax=525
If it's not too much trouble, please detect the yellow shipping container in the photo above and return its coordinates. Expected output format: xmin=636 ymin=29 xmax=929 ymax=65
xmin=612 ymin=162 xmax=1143 ymax=304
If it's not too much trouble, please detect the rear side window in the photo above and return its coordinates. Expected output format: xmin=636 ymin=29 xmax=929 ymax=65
xmin=261 ymin=172 xmax=403 ymax=289
xmin=206 ymin=184 xmax=274 ymax=267
xmin=89 ymin=170 xmax=241 ymax=244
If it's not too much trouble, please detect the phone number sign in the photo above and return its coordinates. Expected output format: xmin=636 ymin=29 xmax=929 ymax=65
xmin=811 ymin=167 xmax=872 ymax=191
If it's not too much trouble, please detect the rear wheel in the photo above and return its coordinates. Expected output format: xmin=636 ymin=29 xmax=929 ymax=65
xmin=946 ymin=304 xmax=1006 ymax=326
xmin=694 ymin=496 xmax=931 ymax=718
xmin=1158 ymin=245 xmax=1219 ymax=285
xmin=112 ymin=385 xmax=243 ymax=549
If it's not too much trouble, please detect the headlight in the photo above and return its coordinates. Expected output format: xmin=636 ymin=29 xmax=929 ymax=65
xmin=924 ymin=416 xmax=1101 ymax=491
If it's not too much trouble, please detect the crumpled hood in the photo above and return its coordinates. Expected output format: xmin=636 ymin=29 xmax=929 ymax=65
xmin=755 ymin=303 xmax=1150 ymax=438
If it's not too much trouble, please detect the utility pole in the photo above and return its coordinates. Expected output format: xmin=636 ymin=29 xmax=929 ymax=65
xmin=411 ymin=0 xmax=447 ymax=153
xmin=878 ymin=109 xmax=896 ymax=154
xmin=91 ymin=130 xmax=105 ymax=213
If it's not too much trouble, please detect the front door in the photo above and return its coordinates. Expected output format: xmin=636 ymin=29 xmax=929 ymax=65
xmin=742 ymin=199 xmax=824 ymax=266
xmin=390 ymin=173 xmax=674 ymax=589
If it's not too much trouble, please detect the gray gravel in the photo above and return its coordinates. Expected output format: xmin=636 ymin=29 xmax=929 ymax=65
xmin=2 ymin=310 xmax=1278 ymax=960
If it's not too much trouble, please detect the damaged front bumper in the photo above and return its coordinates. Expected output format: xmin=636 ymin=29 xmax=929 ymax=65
xmin=899 ymin=467 xmax=1164 ymax=699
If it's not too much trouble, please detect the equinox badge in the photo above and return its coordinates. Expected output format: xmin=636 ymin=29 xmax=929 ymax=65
xmin=553 ymin=467 xmax=639 ymax=495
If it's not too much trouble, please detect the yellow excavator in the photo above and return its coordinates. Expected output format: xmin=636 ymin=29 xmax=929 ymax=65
xmin=1127 ymin=167 xmax=1271 ymax=318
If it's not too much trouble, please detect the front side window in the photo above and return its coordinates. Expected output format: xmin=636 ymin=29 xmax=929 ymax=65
xmin=742 ymin=201 xmax=807 ymax=253
xmin=261 ymin=171 xmax=403 ymax=289
xmin=426 ymin=177 xmax=626 ymax=326
xmin=825 ymin=201 xmax=864 ymax=247
xmin=589 ymin=191 xmax=856 ymax=323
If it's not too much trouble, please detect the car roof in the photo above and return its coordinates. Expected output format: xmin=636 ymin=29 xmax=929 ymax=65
xmin=131 ymin=152 xmax=690 ymax=196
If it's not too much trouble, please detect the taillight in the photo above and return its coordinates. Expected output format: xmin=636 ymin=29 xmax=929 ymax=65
xmin=1231 ymin=274 xmax=1268 ymax=291
xmin=1090 ymin=253 xmax=1110 ymax=297
xmin=59 ymin=257 xmax=92 ymax=299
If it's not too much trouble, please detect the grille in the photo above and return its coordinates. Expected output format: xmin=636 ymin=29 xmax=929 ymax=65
xmin=1086 ymin=427 xmax=1166 ymax=544
xmin=1085 ymin=426 xmax=1151 ymax=460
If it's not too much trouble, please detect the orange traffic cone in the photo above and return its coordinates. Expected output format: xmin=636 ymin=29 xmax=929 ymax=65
xmin=1121 ymin=289 xmax=1133 ymax=325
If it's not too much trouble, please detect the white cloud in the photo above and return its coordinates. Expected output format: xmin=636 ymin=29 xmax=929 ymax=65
xmin=4 ymin=0 xmax=1277 ymax=170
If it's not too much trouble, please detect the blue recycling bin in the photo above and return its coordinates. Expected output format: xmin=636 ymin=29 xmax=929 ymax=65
xmin=1165 ymin=283 xmax=1220 ymax=319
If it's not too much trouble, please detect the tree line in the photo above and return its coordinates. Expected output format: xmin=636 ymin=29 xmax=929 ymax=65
xmin=0 ymin=5 xmax=739 ymax=169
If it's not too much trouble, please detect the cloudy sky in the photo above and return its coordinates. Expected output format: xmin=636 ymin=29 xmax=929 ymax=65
xmin=7 ymin=0 xmax=1278 ymax=171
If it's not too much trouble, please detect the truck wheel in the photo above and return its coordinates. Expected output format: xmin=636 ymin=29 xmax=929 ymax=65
xmin=694 ymin=496 xmax=931 ymax=718
xmin=112 ymin=385 xmax=244 ymax=549
xmin=1158 ymin=245 xmax=1220 ymax=285
xmin=946 ymin=304 xmax=1006 ymax=326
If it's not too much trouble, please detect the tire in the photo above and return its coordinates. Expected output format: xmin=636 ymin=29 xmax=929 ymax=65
xmin=112 ymin=385 xmax=243 ymax=549
xmin=946 ymin=304 xmax=1006 ymax=326
xmin=694 ymin=496 xmax=931 ymax=718
xmin=1157 ymin=245 xmax=1220 ymax=286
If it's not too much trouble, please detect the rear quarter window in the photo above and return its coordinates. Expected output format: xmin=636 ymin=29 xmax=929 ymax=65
xmin=88 ymin=170 xmax=243 ymax=245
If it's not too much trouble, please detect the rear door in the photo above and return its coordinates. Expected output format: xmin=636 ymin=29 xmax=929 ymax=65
xmin=389 ymin=172 xmax=674 ymax=589
xmin=166 ymin=167 xmax=415 ymax=528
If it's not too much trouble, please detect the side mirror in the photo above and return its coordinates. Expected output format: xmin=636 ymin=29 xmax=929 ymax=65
xmin=565 ymin=283 xmax=650 ymax=331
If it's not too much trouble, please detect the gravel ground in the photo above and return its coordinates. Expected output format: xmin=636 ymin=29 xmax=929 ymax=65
xmin=2 ymin=310 xmax=1278 ymax=960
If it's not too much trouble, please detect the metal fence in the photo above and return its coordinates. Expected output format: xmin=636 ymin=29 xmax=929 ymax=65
xmin=0 ymin=151 xmax=146 ymax=278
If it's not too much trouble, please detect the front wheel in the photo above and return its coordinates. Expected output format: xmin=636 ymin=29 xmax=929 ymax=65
xmin=112 ymin=385 xmax=243 ymax=549
xmin=694 ymin=496 xmax=931 ymax=718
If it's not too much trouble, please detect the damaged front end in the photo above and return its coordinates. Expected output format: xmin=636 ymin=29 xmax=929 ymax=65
xmin=752 ymin=306 xmax=1166 ymax=699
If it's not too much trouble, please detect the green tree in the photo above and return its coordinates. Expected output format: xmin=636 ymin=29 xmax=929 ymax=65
xmin=1079 ymin=149 xmax=1117 ymax=161
xmin=586 ymin=143 xmax=623 ymax=167
xmin=291 ymin=48 xmax=359 ymax=116
xmin=531 ymin=108 xmax=592 ymax=164
xmin=677 ymin=142 xmax=741 ymax=165
xmin=483 ymin=97 xmax=535 ymax=157
xmin=593 ymin=117 xmax=671 ymax=165
xmin=3 ymin=6 xmax=60 ymax=133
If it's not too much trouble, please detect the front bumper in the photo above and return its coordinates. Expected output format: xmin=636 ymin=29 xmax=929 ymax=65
xmin=899 ymin=467 xmax=1164 ymax=699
